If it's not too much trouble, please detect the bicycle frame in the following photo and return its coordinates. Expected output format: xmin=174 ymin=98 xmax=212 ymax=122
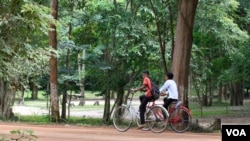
xmin=146 ymin=102 xmax=166 ymax=120
xmin=168 ymin=103 xmax=192 ymax=116
xmin=167 ymin=101 xmax=192 ymax=133
xmin=112 ymin=91 xmax=169 ymax=133
xmin=126 ymin=103 xmax=139 ymax=121
xmin=125 ymin=93 xmax=157 ymax=121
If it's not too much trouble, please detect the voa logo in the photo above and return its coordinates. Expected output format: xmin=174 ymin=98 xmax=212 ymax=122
xmin=222 ymin=125 xmax=249 ymax=141
xmin=226 ymin=129 xmax=246 ymax=136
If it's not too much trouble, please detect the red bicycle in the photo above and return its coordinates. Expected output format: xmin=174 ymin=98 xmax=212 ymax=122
xmin=166 ymin=100 xmax=192 ymax=133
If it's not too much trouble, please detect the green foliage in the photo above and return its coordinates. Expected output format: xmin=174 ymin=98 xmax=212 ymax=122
xmin=195 ymin=0 xmax=248 ymax=49
xmin=21 ymin=2 xmax=54 ymax=34
xmin=0 ymin=0 xmax=55 ymax=88
xmin=74 ymin=0 xmax=165 ymax=94
xmin=0 ymin=129 xmax=37 ymax=141
xmin=191 ymin=0 xmax=250 ymax=103
xmin=219 ymin=42 xmax=250 ymax=83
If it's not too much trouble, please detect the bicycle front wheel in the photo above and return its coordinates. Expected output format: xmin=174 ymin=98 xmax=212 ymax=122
xmin=169 ymin=107 xmax=192 ymax=133
xmin=112 ymin=105 xmax=133 ymax=132
xmin=147 ymin=105 xmax=169 ymax=133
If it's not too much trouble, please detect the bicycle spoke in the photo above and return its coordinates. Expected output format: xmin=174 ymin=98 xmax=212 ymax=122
xmin=169 ymin=107 xmax=192 ymax=133
xmin=147 ymin=105 xmax=168 ymax=133
xmin=112 ymin=106 xmax=132 ymax=132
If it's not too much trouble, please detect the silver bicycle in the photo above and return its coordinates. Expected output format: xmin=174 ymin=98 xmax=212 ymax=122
xmin=112 ymin=91 xmax=169 ymax=133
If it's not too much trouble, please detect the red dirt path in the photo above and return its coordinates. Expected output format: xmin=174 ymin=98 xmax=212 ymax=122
xmin=0 ymin=122 xmax=221 ymax=141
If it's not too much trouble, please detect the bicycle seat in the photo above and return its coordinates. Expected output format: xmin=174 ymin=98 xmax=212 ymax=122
xmin=147 ymin=99 xmax=156 ymax=107
xmin=169 ymin=100 xmax=182 ymax=109
xmin=175 ymin=101 xmax=182 ymax=109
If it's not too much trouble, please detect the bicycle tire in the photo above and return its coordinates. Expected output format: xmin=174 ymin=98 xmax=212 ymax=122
xmin=147 ymin=105 xmax=169 ymax=133
xmin=169 ymin=106 xmax=192 ymax=133
xmin=136 ymin=111 xmax=141 ymax=127
xmin=112 ymin=105 xmax=133 ymax=132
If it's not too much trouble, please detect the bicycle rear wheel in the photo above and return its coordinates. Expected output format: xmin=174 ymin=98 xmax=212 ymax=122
xmin=112 ymin=105 xmax=132 ymax=132
xmin=147 ymin=105 xmax=169 ymax=133
xmin=169 ymin=107 xmax=192 ymax=133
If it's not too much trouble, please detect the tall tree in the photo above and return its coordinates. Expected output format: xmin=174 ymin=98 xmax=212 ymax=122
xmin=191 ymin=0 xmax=249 ymax=108
xmin=172 ymin=0 xmax=198 ymax=108
xmin=0 ymin=0 xmax=52 ymax=119
xmin=49 ymin=0 xmax=60 ymax=122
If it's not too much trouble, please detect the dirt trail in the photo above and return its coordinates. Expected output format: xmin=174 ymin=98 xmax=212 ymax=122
xmin=3 ymin=99 xmax=250 ymax=141
xmin=0 ymin=122 xmax=221 ymax=141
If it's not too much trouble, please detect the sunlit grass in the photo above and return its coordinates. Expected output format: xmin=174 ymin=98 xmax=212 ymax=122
xmin=17 ymin=115 xmax=106 ymax=125
xmin=17 ymin=115 xmax=50 ymax=124
xmin=190 ymin=99 xmax=250 ymax=118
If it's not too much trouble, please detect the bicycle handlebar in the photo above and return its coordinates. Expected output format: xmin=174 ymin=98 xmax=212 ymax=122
xmin=130 ymin=89 xmax=141 ymax=95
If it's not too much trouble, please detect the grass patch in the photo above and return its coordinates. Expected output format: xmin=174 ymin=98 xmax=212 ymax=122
xmin=1 ymin=129 xmax=37 ymax=141
xmin=18 ymin=115 xmax=50 ymax=124
xmin=189 ymin=99 xmax=250 ymax=118
xmin=16 ymin=115 xmax=109 ymax=126
xmin=67 ymin=117 xmax=107 ymax=126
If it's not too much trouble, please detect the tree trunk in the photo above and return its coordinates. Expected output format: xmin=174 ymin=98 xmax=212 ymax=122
xmin=203 ymin=83 xmax=208 ymax=106
xmin=30 ymin=82 xmax=38 ymax=100
xmin=17 ymin=85 xmax=25 ymax=105
xmin=61 ymin=47 xmax=70 ymax=120
xmin=218 ymin=84 xmax=223 ymax=103
xmin=49 ymin=0 xmax=60 ymax=122
xmin=172 ymin=0 xmax=198 ymax=108
xmin=62 ymin=3 xmax=74 ymax=118
xmin=208 ymin=79 xmax=213 ymax=106
xmin=223 ymin=84 xmax=229 ymax=100
xmin=0 ymin=79 xmax=17 ymax=120
xmin=169 ymin=5 xmax=175 ymax=64
xmin=230 ymin=82 xmax=243 ymax=106
xmin=103 ymin=89 xmax=111 ymax=124
xmin=79 ymin=49 xmax=86 ymax=106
